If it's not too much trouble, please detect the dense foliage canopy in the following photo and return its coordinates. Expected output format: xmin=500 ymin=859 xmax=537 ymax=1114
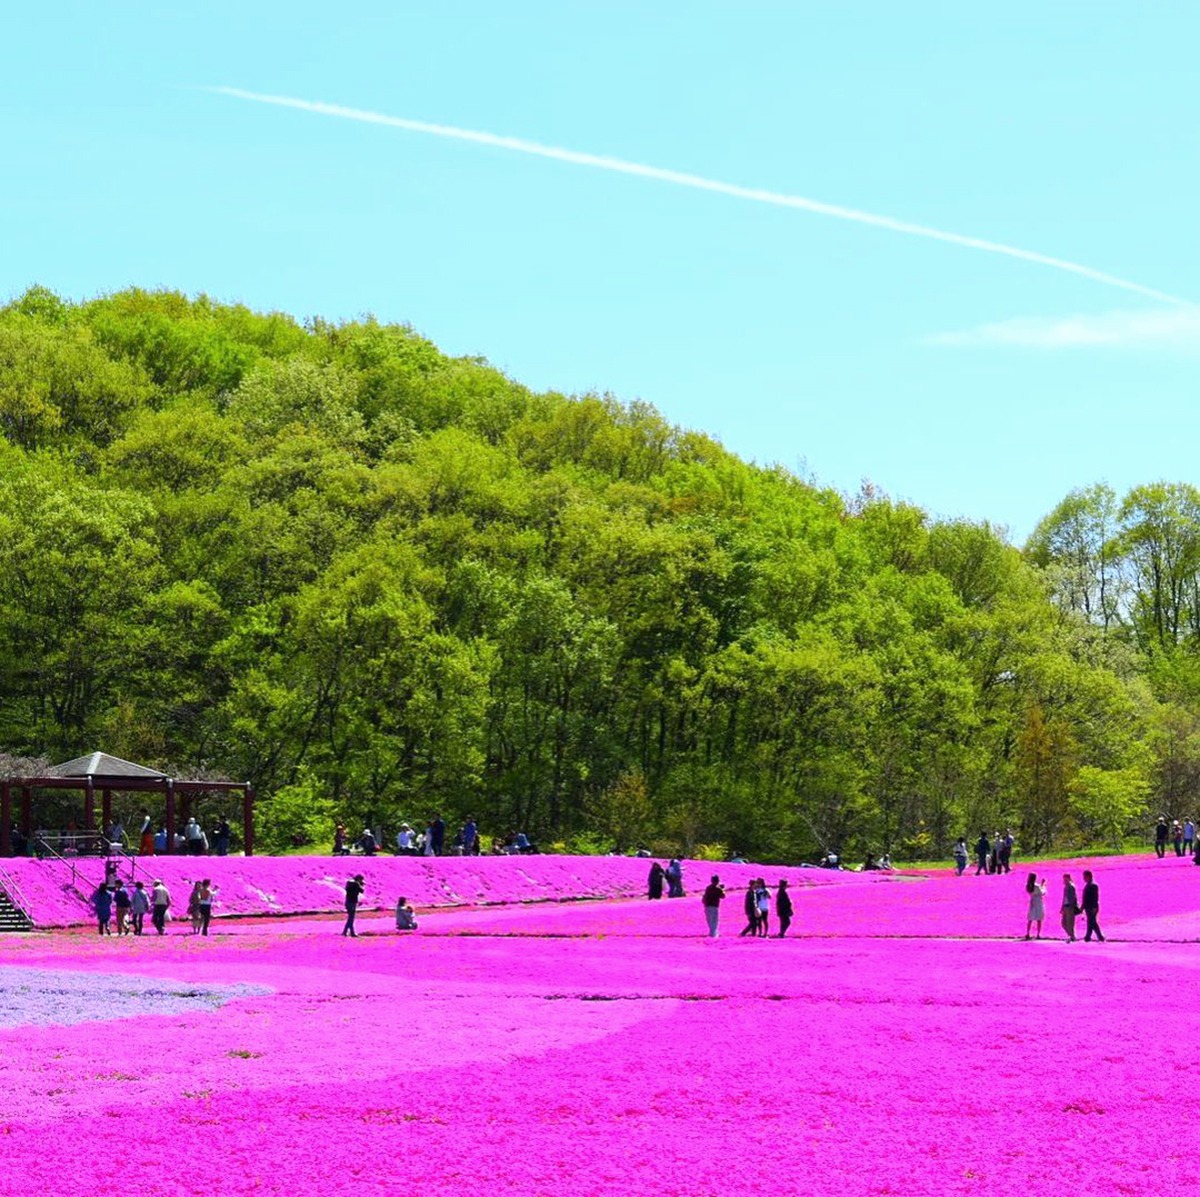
xmin=0 ymin=286 xmax=1192 ymax=858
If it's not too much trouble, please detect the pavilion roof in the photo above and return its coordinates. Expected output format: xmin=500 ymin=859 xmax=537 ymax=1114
xmin=47 ymin=752 xmax=169 ymax=781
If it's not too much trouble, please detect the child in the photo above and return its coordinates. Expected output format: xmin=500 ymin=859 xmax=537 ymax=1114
xmin=395 ymin=896 xmax=418 ymax=931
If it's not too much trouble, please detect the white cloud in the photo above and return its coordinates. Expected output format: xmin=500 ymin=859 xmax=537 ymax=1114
xmin=927 ymin=307 xmax=1200 ymax=350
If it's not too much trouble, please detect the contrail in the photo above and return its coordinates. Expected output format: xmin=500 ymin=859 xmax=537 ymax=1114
xmin=210 ymin=86 xmax=1188 ymax=306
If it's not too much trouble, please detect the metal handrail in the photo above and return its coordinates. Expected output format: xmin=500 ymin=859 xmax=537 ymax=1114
xmin=0 ymin=862 xmax=34 ymax=927
xmin=33 ymin=836 xmax=81 ymax=889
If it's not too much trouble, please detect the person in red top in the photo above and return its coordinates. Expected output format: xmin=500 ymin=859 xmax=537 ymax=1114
xmin=701 ymin=876 xmax=725 ymax=938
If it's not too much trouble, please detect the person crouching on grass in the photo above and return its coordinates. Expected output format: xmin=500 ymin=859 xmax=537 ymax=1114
xmin=395 ymin=896 xmax=418 ymax=931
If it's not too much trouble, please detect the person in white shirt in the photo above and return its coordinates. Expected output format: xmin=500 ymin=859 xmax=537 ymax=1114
xmin=151 ymin=879 xmax=171 ymax=935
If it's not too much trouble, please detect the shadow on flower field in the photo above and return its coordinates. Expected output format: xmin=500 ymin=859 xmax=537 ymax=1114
xmin=1 ymin=853 xmax=1198 ymax=1196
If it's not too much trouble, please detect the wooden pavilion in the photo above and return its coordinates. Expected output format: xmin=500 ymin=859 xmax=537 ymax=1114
xmin=0 ymin=751 xmax=255 ymax=856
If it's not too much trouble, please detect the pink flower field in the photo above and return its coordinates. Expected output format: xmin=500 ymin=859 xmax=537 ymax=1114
xmin=1 ymin=852 xmax=1199 ymax=1196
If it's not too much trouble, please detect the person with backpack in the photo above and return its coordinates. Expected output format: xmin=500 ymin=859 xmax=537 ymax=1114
xmin=112 ymin=879 xmax=132 ymax=936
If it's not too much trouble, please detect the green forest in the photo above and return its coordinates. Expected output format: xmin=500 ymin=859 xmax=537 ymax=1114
xmin=0 ymin=285 xmax=1197 ymax=860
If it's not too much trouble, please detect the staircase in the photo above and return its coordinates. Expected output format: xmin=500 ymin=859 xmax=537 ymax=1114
xmin=0 ymin=880 xmax=33 ymax=932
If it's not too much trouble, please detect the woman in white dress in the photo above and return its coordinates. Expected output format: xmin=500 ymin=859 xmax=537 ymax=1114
xmin=1024 ymin=873 xmax=1046 ymax=940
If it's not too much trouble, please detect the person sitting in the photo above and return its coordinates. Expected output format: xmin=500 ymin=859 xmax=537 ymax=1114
xmin=395 ymin=897 xmax=418 ymax=931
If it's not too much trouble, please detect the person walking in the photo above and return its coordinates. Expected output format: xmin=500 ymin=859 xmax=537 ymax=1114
xmin=342 ymin=874 xmax=365 ymax=937
xmin=776 ymin=878 xmax=793 ymax=937
xmin=953 ymin=837 xmax=968 ymax=876
xmin=113 ymin=879 xmax=131 ymax=936
xmin=1060 ymin=874 xmax=1079 ymax=942
xmin=974 ymin=832 xmax=990 ymax=876
xmin=701 ymin=875 xmax=725 ymax=938
xmin=1172 ymin=821 xmax=1184 ymax=857
xmin=1024 ymin=873 xmax=1046 ymax=939
xmin=151 ymin=878 xmax=171 ymax=935
xmin=130 ymin=880 xmax=150 ymax=936
xmin=1155 ymin=817 xmax=1168 ymax=859
xmin=1080 ymin=870 xmax=1105 ymax=942
xmin=93 ymin=882 xmax=113 ymax=936
xmin=739 ymin=881 xmax=759 ymax=937
xmin=1185 ymin=818 xmax=1196 ymax=855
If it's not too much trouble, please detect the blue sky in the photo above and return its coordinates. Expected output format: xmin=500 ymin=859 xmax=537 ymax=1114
xmin=2 ymin=2 xmax=1196 ymax=541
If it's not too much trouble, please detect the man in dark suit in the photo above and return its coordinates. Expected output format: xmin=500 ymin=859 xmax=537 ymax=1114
xmin=1081 ymin=870 xmax=1105 ymax=942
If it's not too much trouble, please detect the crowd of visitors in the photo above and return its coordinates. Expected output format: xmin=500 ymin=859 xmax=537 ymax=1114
xmin=332 ymin=816 xmax=535 ymax=858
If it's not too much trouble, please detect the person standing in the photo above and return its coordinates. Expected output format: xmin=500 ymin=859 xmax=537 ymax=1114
xmin=953 ymin=838 xmax=968 ymax=876
xmin=431 ymin=815 xmax=445 ymax=856
xmin=1080 ymin=870 xmax=1105 ymax=942
xmin=343 ymin=874 xmax=365 ymax=937
xmin=999 ymin=830 xmax=1014 ymax=874
xmin=1172 ymin=821 xmax=1184 ymax=857
xmin=974 ymin=832 xmax=990 ymax=876
xmin=188 ymin=881 xmax=204 ymax=934
xmin=151 ymin=878 xmax=171 ymax=935
xmin=130 ymin=880 xmax=150 ymax=936
xmin=1185 ymin=818 xmax=1196 ymax=855
xmin=197 ymin=879 xmax=214 ymax=936
xmin=755 ymin=879 xmax=771 ymax=938
xmin=647 ymin=861 xmax=665 ymax=900
xmin=138 ymin=813 xmax=154 ymax=856
xmin=702 ymin=875 xmax=725 ymax=938
xmin=463 ymin=818 xmax=478 ymax=855
xmin=1024 ymin=873 xmax=1046 ymax=940
xmin=776 ymin=878 xmax=793 ymax=937
xmin=665 ymin=858 xmax=684 ymax=898
xmin=1060 ymin=874 xmax=1079 ymax=942
xmin=214 ymin=818 xmax=231 ymax=857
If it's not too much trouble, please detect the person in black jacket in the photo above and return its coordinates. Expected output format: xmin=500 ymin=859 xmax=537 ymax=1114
xmin=739 ymin=882 xmax=760 ymax=937
xmin=974 ymin=832 xmax=990 ymax=875
xmin=647 ymin=861 xmax=666 ymax=900
xmin=776 ymin=878 xmax=793 ymax=938
xmin=1080 ymin=870 xmax=1105 ymax=942
xmin=342 ymin=874 xmax=365 ymax=937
